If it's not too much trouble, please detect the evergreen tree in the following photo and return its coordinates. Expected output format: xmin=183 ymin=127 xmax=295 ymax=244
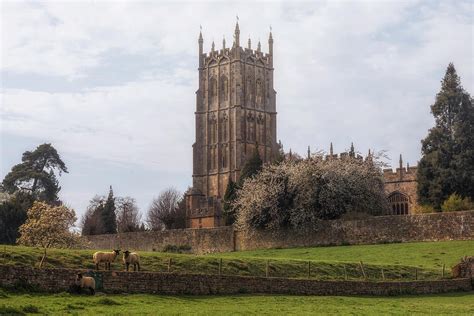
xmin=417 ymin=63 xmax=474 ymax=208
xmin=2 ymin=143 xmax=67 ymax=204
xmin=223 ymin=179 xmax=238 ymax=225
xmin=239 ymin=148 xmax=263 ymax=186
xmin=273 ymin=140 xmax=285 ymax=164
xmin=0 ymin=192 xmax=34 ymax=244
xmin=101 ymin=186 xmax=117 ymax=234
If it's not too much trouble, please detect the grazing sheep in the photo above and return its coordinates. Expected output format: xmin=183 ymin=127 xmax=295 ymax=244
xmin=93 ymin=249 xmax=120 ymax=270
xmin=123 ymin=250 xmax=140 ymax=271
xmin=75 ymin=273 xmax=95 ymax=295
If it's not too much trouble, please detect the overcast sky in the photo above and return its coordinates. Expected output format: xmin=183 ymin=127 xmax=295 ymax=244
xmin=1 ymin=0 xmax=472 ymax=224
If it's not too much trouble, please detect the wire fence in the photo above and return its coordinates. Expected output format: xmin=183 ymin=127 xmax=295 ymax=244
xmin=1 ymin=245 xmax=452 ymax=282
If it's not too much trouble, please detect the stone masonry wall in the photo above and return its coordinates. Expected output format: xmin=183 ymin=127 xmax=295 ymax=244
xmin=82 ymin=226 xmax=234 ymax=254
xmin=0 ymin=265 xmax=471 ymax=296
xmin=235 ymin=210 xmax=474 ymax=251
xmin=83 ymin=211 xmax=474 ymax=254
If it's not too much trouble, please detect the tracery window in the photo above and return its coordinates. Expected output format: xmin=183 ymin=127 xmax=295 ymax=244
xmin=220 ymin=76 xmax=229 ymax=102
xmin=209 ymin=114 xmax=217 ymax=144
xmin=256 ymin=79 xmax=263 ymax=107
xmin=221 ymin=145 xmax=227 ymax=168
xmin=209 ymin=77 xmax=217 ymax=103
xmin=388 ymin=192 xmax=409 ymax=215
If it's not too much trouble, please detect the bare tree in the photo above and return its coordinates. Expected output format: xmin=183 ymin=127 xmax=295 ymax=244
xmin=81 ymin=195 xmax=104 ymax=236
xmin=116 ymin=196 xmax=142 ymax=233
xmin=147 ymin=188 xmax=185 ymax=230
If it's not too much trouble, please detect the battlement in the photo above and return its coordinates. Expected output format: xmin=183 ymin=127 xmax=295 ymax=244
xmin=202 ymin=47 xmax=271 ymax=66
xmin=198 ymin=21 xmax=273 ymax=69
xmin=323 ymin=143 xmax=369 ymax=163
xmin=383 ymin=166 xmax=417 ymax=182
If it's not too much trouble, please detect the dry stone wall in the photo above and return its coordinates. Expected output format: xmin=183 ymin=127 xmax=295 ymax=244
xmin=235 ymin=210 xmax=474 ymax=251
xmin=0 ymin=265 xmax=471 ymax=296
xmin=83 ymin=226 xmax=234 ymax=254
xmin=83 ymin=211 xmax=474 ymax=254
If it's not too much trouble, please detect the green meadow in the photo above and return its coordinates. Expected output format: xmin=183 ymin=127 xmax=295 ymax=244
xmin=1 ymin=290 xmax=473 ymax=315
xmin=1 ymin=240 xmax=472 ymax=281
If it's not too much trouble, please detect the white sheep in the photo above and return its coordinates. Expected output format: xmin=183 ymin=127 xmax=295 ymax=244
xmin=93 ymin=249 xmax=120 ymax=270
xmin=123 ymin=250 xmax=141 ymax=271
xmin=75 ymin=272 xmax=95 ymax=295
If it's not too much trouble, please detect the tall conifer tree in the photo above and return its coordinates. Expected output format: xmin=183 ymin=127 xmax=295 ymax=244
xmin=417 ymin=63 xmax=474 ymax=208
xmin=101 ymin=186 xmax=117 ymax=234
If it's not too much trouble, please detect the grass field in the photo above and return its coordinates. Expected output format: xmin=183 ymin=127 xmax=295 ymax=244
xmin=1 ymin=240 xmax=472 ymax=281
xmin=1 ymin=290 xmax=473 ymax=315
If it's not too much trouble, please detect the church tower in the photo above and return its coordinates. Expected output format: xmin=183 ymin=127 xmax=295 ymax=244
xmin=186 ymin=22 xmax=278 ymax=228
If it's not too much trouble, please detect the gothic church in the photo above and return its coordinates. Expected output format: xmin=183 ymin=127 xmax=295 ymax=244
xmin=186 ymin=22 xmax=278 ymax=228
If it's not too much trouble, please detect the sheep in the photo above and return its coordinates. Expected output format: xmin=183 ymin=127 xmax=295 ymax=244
xmin=123 ymin=250 xmax=140 ymax=271
xmin=93 ymin=249 xmax=120 ymax=270
xmin=75 ymin=273 xmax=95 ymax=295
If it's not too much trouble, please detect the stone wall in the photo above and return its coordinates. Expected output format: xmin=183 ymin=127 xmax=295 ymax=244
xmin=0 ymin=265 xmax=471 ymax=296
xmin=83 ymin=226 xmax=234 ymax=254
xmin=83 ymin=211 xmax=474 ymax=254
xmin=235 ymin=210 xmax=474 ymax=251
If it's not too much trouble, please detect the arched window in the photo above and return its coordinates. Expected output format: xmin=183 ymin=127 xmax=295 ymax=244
xmin=388 ymin=192 xmax=409 ymax=215
xmin=246 ymin=77 xmax=253 ymax=104
xmin=256 ymin=79 xmax=263 ymax=107
xmin=220 ymin=76 xmax=229 ymax=102
xmin=209 ymin=77 xmax=217 ymax=103
xmin=221 ymin=146 xmax=227 ymax=168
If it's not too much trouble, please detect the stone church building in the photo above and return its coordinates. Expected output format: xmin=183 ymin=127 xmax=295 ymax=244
xmin=185 ymin=23 xmax=419 ymax=229
xmin=383 ymin=154 xmax=419 ymax=215
xmin=186 ymin=23 xmax=278 ymax=228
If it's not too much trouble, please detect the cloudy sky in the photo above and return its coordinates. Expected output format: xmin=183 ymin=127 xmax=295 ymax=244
xmin=1 ymin=0 xmax=472 ymax=223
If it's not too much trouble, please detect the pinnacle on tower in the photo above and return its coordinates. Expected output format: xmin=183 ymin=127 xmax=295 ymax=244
xmin=248 ymin=36 xmax=251 ymax=49
xmin=198 ymin=26 xmax=204 ymax=67
xmin=330 ymin=142 xmax=334 ymax=156
xmin=268 ymin=26 xmax=273 ymax=54
xmin=307 ymin=146 xmax=311 ymax=159
xmin=234 ymin=18 xmax=240 ymax=47
xmin=366 ymin=149 xmax=373 ymax=163
xmin=222 ymin=36 xmax=226 ymax=49
xmin=211 ymin=40 xmax=215 ymax=52
xmin=399 ymin=154 xmax=403 ymax=169
xmin=257 ymin=40 xmax=261 ymax=52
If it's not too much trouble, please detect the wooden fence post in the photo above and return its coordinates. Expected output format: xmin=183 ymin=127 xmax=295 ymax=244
xmin=415 ymin=268 xmax=418 ymax=280
xmin=266 ymin=260 xmax=269 ymax=278
xmin=442 ymin=264 xmax=445 ymax=278
xmin=307 ymin=261 xmax=311 ymax=279
xmin=359 ymin=261 xmax=367 ymax=280
xmin=168 ymin=258 xmax=172 ymax=273
xmin=343 ymin=265 xmax=348 ymax=280
xmin=219 ymin=258 xmax=222 ymax=275
xmin=381 ymin=269 xmax=385 ymax=280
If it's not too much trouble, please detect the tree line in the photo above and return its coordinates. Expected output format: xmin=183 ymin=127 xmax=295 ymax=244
xmin=1 ymin=63 xmax=472 ymax=242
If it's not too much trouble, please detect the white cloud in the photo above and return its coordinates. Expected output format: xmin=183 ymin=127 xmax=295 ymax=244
xmin=1 ymin=0 xmax=472 ymax=215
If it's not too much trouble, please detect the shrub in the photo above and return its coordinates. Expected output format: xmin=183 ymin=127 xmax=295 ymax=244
xmin=235 ymin=157 xmax=389 ymax=232
xmin=162 ymin=244 xmax=191 ymax=253
xmin=413 ymin=204 xmax=436 ymax=214
xmin=441 ymin=194 xmax=474 ymax=212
